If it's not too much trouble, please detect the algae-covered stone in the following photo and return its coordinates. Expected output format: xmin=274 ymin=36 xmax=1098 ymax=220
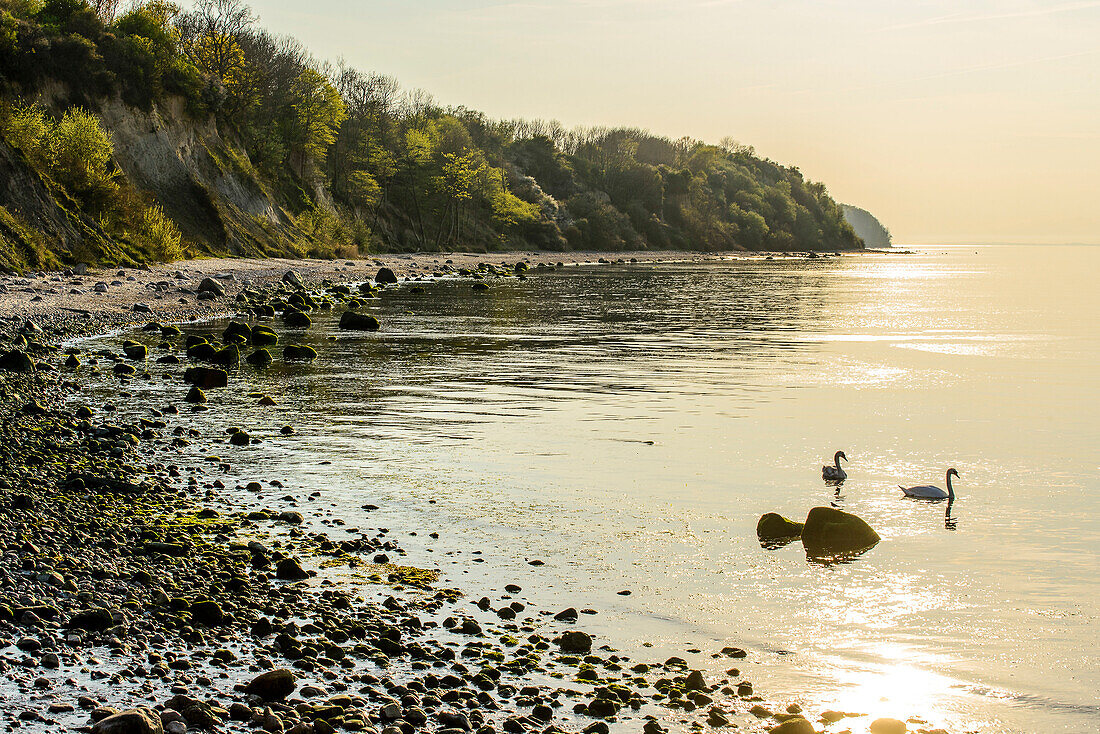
xmin=756 ymin=513 xmax=804 ymax=544
xmin=283 ymin=345 xmax=318 ymax=361
xmin=212 ymin=344 xmax=240 ymax=367
xmin=375 ymin=267 xmax=398 ymax=284
xmin=246 ymin=349 xmax=273 ymax=367
xmin=801 ymin=506 xmax=880 ymax=557
xmin=185 ymin=386 xmax=207 ymax=404
xmin=276 ymin=558 xmax=310 ymax=580
xmin=338 ymin=311 xmax=380 ymax=331
xmin=283 ymin=309 xmax=312 ymax=328
xmin=251 ymin=326 xmax=279 ymax=346
xmin=122 ymin=341 xmax=147 ymax=360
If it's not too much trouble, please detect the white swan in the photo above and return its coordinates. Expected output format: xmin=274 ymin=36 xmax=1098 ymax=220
xmin=900 ymin=468 xmax=959 ymax=500
xmin=822 ymin=451 xmax=848 ymax=481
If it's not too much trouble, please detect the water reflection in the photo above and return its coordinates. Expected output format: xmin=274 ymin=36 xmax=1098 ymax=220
xmin=75 ymin=247 xmax=1100 ymax=734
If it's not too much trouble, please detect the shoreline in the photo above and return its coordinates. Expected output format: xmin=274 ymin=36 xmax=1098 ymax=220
xmin=0 ymin=253 xmax=915 ymax=734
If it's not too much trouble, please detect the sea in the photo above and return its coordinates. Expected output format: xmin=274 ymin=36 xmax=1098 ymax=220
xmin=84 ymin=244 xmax=1100 ymax=733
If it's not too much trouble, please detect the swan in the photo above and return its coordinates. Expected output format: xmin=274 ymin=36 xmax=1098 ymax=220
xmin=822 ymin=451 xmax=848 ymax=481
xmin=900 ymin=468 xmax=959 ymax=500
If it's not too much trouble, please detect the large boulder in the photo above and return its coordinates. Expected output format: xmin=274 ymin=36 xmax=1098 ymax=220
xmin=756 ymin=513 xmax=804 ymax=547
xmin=91 ymin=708 xmax=163 ymax=734
xmin=801 ymin=506 xmax=880 ymax=558
xmin=282 ymin=270 xmax=304 ymax=289
xmin=121 ymin=341 xmax=147 ymax=360
xmin=245 ymin=669 xmax=297 ymax=701
xmin=375 ymin=267 xmax=398 ymax=284
xmin=339 ymin=311 xmax=380 ymax=331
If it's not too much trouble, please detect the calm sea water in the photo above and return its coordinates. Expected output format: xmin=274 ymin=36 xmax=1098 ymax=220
xmin=89 ymin=245 xmax=1100 ymax=733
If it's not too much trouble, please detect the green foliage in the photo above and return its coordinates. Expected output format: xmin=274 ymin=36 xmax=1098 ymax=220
xmin=0 ymin=0 xmax=862 ymax=261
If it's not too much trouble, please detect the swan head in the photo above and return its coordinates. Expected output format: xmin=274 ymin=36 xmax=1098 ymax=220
xmin=836 ymin=451 xmax=848 ymax=463
xmin=947 ymin=468 xmax=959 ymax=479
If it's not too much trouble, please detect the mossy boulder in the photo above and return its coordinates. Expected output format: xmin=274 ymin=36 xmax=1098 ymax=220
xmin=212 ymin=344 xmax=240 ymax=367
xmin=375 ymin=267 xmax=398 ymax=284
xmin=756 ymin=513 xmax=804 ymax=546
xmin=283 ymin=345 xmax=318 ymax=361
xmin=187 ymin=342 xmax=219 ymax=362
xmin=282 ymin=309 xmax=312 ymax=328
xmin=801 ymin=506 xmax=880 ymax=558
xmin=91 ymin=708 xmax=163 ymax=734
xmin=246 ymin=348 xmax=273 ymax=367
xmin=251 ymin=326 xmax=279 ymax=346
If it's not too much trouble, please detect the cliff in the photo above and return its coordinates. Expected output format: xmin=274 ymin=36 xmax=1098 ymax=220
xmin=842 ymin=204 xmax=892 ymax=248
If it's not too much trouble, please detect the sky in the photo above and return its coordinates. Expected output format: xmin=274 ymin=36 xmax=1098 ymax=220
xmin=196 ymin=0 xmax=1100 ymax=245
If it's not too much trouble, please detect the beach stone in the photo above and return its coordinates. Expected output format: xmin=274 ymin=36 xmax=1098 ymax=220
xmin=213 ymin=344 xmax=241 ymax=367
xmin=197 ymin=278 xmax=225 ymax=297
xmin=184 ymin=367 xmax=228 ymax=388
xmin=185 ymin=386 xmax=207 ymax=404
xmin=246 ymin=669 xmax=297 ymax=701
xmin=375 ymin=267 xmax=398 ymax=284
xmin=0 ymin=350 xmax=35 ymax=373
xmin=768 ymin=719 xmax=814 ymax=734
xmin=757 ymin=513 xmax=804 ymax=542
xmin=230 ymin=431 xmax=251 ymax=446
xmin=801 ymin=507 xmax=880 ymax=557
xmin=66 ymin=608 xmax=114 ymax=631
xmin=190 ymin=599 xmax=224 ymax=625
xmin=684 ymin=670 xmax=708 ymax=691
xmin=339 ymin=311 xmax=380 ymax=331
xmin=283 ymin=270 xmax=304 ymax=289
xmin=870 ymin=718 xmax=908 ymax=734
xmin=276 ymin=558 xmax=310 ymax=580
xmin=554 ymin=608 xmax=578 ymax=621
xmin=91 ymin=708 xmax=163 ymax=734
xmin=559 ymin=631 xmax=592 ymax=653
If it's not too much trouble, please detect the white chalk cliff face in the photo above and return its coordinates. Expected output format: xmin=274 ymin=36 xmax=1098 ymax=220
xmin=841 ymin=204 xmax=892 ymax=248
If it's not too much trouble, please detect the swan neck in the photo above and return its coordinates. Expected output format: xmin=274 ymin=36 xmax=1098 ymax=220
xmin=946 ymin=471 xmax=954 ymax=500
xmin=835 ymin=453 xmax=843 ymax=470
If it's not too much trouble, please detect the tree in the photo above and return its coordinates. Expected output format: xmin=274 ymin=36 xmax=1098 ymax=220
xmin=287 ymin=67 xmax=346 ymax=177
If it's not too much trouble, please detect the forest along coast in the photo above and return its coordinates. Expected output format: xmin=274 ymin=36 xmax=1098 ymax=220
xmin=0 ymin=256 xmax=912 ymax=734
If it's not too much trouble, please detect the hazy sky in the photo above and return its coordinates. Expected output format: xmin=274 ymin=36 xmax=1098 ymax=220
xmin=207 ymin=0 xmax=1099 ymax=244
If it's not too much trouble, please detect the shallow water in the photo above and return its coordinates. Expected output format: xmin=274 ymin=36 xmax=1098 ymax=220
xmin=87 ymin=245 xmax=1099 ymax=733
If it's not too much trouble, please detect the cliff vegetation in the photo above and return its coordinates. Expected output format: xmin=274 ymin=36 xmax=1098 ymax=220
xmin=0 ymin=0 xmax=863 ymax=270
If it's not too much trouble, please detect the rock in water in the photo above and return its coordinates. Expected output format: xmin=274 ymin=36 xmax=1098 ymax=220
xmin=183 ymin=367 xmax=228 ymax=388
xmin=122 ymin=341 xmax=147 ymax=360
xmin=245 ymin=669 xmax=297 ymax=701
xmin=282 ymin=270 xmax=304 ymax=289
xmin=768 ymin=718 xmax=815 ymax=734
xmin=801 ymin=506 xmax=880 ymax=558
xmin=375 ymin=267 xmax=398 ymax=284
xmin=283 ymin=345 xmax=317 ymax=361
xmin=246 ymin=349 xmax=273 ymax=367
xmin=870 ymin=718 xmax=908 ymax=734
xmin=339 ymin=311 xmax=380 ymax=331
xmin=91 ymin=708 xmax=163 ymax=734
xmin=756 ymin=513 xmax=804 ymax=546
